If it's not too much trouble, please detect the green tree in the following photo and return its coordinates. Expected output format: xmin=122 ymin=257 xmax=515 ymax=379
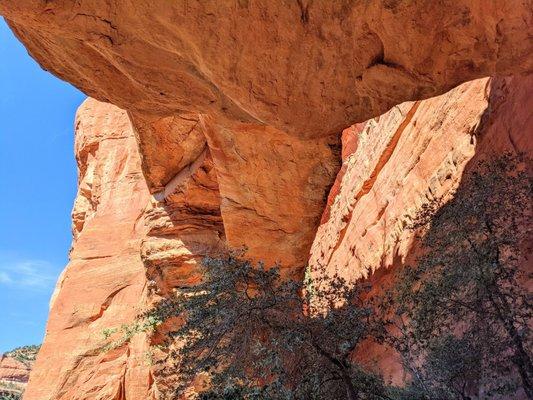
xmin=382 ymin=153 xmax=532 ymax=399
xmin=147 ymin=256 xmax=394 ymax=400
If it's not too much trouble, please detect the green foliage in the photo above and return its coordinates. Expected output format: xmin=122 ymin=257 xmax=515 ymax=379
xmin=139 ymin=153 xmax=530 ymax=399
xmin=0 ymin=345 xmax=40 ymax=400
xmin=100 ymin=315 xmax=162 ymax=351
xmin=146 ymin=257 xmax=398 ymax=400
xmin=0 ymin=381 xmax=24 ymax=400
xmin=3 ymin=345 xmax=40 ymax=366
xmin=382 ymin=153 xmax=533 ymax=399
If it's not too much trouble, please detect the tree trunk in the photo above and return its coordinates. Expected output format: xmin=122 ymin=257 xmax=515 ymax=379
xmin=489 ymin=291 xmax=533 ymax=399
xmin=340 ymin=367 xmax=358 ymax=400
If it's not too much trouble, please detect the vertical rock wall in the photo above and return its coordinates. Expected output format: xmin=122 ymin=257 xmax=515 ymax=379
xmin=24 ymin=99 xmax=154 ymax=400
xmin=22 ymin=74 xmax=532 ymax=399
xmin=23 ymin=74 xmax=533 ymax=399
xmin=201 ymin=117 xmax=340 ymax=273
xmin=309 ymin=75 xmax=533 ymax=382
xmin=311 ymin=76 xmax=532 ymax=283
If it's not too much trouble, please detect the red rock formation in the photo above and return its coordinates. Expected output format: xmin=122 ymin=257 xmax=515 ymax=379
xmin=25 ymin=99 xmax=154 ymax=400
xmin=0 ymin=355 xmax=31 ymax=385
xmin=310 ymin=75 xmax=533 ymax=382
xmin=1 ymin=1 xmax=531 ymax=137
xmin=0 ymin=2 xmax=531 ymax=398
xmin=0 ymin=352 xmax=33 ymax=397
xmin=141 ymin=151 xmax=225 ymax=295
xmin=201 ymin=117 xmax=340 ymax=272
xmin=21 ymin=75 xmax=531 ymax=399
xmin=24 ymin=99 xmax=226 ymax=400
xmin=311 ymin=75 xmax=533 ymax=284
xmin=1 ymin=0 xmax=531 ymax=274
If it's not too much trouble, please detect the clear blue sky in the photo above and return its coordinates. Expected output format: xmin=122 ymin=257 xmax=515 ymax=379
xmin=0 ymin=19 xmax=85 ymax=353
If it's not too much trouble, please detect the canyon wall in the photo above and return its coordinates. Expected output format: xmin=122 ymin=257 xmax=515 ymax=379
xmin=309 ymin=74 xmax=533 ymax=382
xmin=24 ymin=99 xmax=155 ymax=400
xmin=311 ymin=74 xmax=533 ymax=283
xmin=23 ymin=100 xmax=229 ymax=400
xmin=0 ymin=1 xmax=531 ymax=398
xmin=22 ymin=75 xmax=532 ymax=399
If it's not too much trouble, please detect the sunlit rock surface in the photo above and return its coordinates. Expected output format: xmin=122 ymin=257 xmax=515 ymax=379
xmin=22 ymin=74 xmax=533 ymax=399
xmin=1 ymin=1 xmax=531 ymax=137
xmin=0 ymin=1 xmax=531 ymax=398
xmin=309 ymin=75 xmax=533 ymax=383
xmin=2 ymin=0 xmax=531 ymax=274
xmin=24 ymin=99 xmax=155 ymax=400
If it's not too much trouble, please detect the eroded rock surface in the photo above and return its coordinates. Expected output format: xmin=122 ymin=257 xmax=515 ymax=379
xmin=141 ymin=150 xmax=225 ymax=296
xmin=311 ymin=75 xmax=533 ymax=284
xmin=24 ymin=99 xmax=155 ymax=400
xmin=2 ymin=0 xmax=532 ymax=274
xmin=202 ymin=117 xmax=340 ymax=271
xmin=22 ymin=75 xmax=532 ymax=399
xmin=1 ymin=1 xmax=532 ymax=398
xmin=1 ymin=1 xmax=532 ymax=137
xmin=309 ymin=75 xmax=533 ymax=382
xmin=24 ymin=99 xmax=228 ymax=400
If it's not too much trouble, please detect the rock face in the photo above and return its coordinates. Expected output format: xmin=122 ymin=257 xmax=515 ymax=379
xmin=25 ymin=99 xmax=154 ymax=400
xmin=1 ymin=1 xmax=532 ymax=137
xmin=201 ymin=117 xmax=340 ymax=271
xmin=24 ymin=99 xmax=228 ymax=400
xmin=0 ymin=1 xmax=532 ymax=398
xmin=2 ymin=0 xmax=531 ymax=274
xmin=311 ymin=75 xmax=533 ymax=283
xmin=21 ymin=75 xmax=532 ymax=399
xmin=309 ymin=74 xmax=533 ymax=382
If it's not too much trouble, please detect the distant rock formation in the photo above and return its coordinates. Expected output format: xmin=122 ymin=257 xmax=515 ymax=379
xmin=0 ymin=345 xmax=39 ymax=399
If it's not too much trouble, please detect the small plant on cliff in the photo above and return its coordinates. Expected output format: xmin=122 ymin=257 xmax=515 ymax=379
xmin=100 ymin=315 xmax=161 ymax=351
xmin=381 ymin=153 xmax=533 ymax=399
xmin=146 ymin=256 xmax=396 ymax=400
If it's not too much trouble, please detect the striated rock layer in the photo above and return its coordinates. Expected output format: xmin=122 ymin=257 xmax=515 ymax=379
xmin=0 ymin=349 xmax=34 ymax=398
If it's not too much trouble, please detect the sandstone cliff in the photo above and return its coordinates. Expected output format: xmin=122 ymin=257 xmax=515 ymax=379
xmin=0 ymin=1 xmax=531 ymax=399
xmin=20 ymin=75 xmax=532 ymax=399
xmin=310 ymin=75 xmax=533 ymax=284
xmin=310 ymin=74 xmax=533 ymax=383
xmin=24 ymin=100 xmax=154 ymax=400
xmin=1 ymin=0 xmax=532 ymax=274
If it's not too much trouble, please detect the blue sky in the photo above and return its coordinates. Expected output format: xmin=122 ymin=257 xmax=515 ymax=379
xmin=0 ymin=19 xmax=85 ymax=353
